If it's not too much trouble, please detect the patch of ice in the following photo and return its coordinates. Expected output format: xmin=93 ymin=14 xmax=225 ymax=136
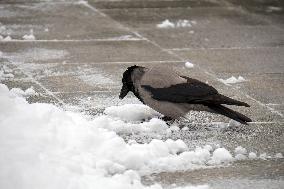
xmin=218 ymin=76 xmax=246 ymax=85
xmin=104 ymin=104 xmax=162 ymax=122
xmin=185 ymin=61 xmax=194 ymax=69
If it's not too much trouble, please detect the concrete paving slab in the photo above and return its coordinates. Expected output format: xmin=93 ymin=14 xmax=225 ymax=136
xmin=1 ymin=1 xmax=283 ymax=188
xmin=174 ymin=47 xmax=284 ymax=74
xmin=1 ymin=79 xmax=59 ymax=104
xmin=0 ymin=40 xmax=177 ymax=63
xmin=143 ymin=159 xmax=284 ymax=187
xmin=91 ymin=0 xmax=221 ymax=9
xmin=219 ymin=73 xmax=284 ymax=105
xmin=101 ymin=7 xmax=267 ymax=30
xmin=141 ymin=26 xmax=284 ymax=49
xmin=0 ymin=2 xmax=134 ymax=40
xmin=99 ymin=5 xmax=283 ymax=49
xmin=227 ymin=0 xmax=284 ymax=26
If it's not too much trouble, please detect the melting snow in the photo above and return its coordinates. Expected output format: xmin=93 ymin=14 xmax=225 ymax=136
xmin=157 ymin=19 xmax=195 ymax=29
xmin=2 ymin=35 xmax=12 ymax=41
xmin=22 ymin=34 xmax=36 ymax=40
xmin=266 ymin=6 xmax=282 ymax=12
xmin=218 ymin=76 xmax=246 ymax=85
xmin=185 ymin=61 xmax=194 ymax=69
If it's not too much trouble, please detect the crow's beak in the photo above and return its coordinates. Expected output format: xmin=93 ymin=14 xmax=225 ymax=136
xmin=119 ymin=84 xmax=129 ymax=99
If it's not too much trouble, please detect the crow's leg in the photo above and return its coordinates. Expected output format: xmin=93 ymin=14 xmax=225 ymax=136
xmin=162 ymin=116 xmax=173 ymax=121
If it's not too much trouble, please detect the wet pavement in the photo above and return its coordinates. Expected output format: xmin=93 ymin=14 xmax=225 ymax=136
xmin=0 ymin=0 xmax=283 ymax=188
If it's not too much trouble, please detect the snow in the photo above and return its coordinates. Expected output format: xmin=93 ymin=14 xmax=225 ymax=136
xmin=218 ymin=76 xmax=246 ymax=85
xmin=174 ymin=185 xmax=209 ymax=189
xmin=10 ymin=86 xmax=38 ymax=97
xmin=185 ymin=61 xmax=194 ymax=69
xmin=235 ymin=154 xmax=247 ymax=161
xmin=104 ymin=104 xmax=162 ymax=122
xmin=2 ymin=35 xmax=12 ymax=41
xmin=22 ymin=29 xmax=36 ymax=40
xmin=176 ymin=20 xmax=192 ymax=28
xmin=234 ymin=146 xmax=247 ymax=160
xmin=22 ymin=34 xmax=36 ymax=40
xmin=157 ymin=19 xmax=175 ymax=29
xmin=0 ymin=65 xmax=14 ymax=80
xmin=234 ymin=146 xmax=247 ymax=155
xmin=0 ymin=83 xmax=216 ymax=189
xmin=157 ymin=19 xmax=195 ymax=29
xmin=208 ymin=148 xmax=233 ymax=164
xmin=275 ymin=153 xmax=283 ymax=158
xmin=248 ymin=152 xmax=257 ymax=159
xmin=266 ymin=6 xmax=282 ymax=12
xmin=0 ymin=83 xmax=282 ymax=189
xmin=259 ymin=153 xmax=268 ymax=160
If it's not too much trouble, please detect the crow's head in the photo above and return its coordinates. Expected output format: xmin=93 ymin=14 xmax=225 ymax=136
xmin=119 ymin=65 xmax=139 ymax=99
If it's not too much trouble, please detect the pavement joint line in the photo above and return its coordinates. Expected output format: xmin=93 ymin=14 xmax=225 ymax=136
xmin=53 ymin=90 xmax=116 ymax=94
xmin=20 ymin=60 xmax=184 ymax=65
xmin=85 ymin=2 xmax=284 ymax=119
xmin=0 ymin=38 xmax=146 ymax=43
xmin=8 ymin=62 xmax=66 ymax=106
xmin=167 ymin=46 xmax=282 ymax=51
xmin=244 ymin=94 xmax=283 ymax=117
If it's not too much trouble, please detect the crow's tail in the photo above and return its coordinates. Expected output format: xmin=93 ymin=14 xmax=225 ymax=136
xmin=208 ymin=104 xmax=252 ymax=125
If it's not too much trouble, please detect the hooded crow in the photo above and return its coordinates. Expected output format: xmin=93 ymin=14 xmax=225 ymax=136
xmin=119 ymin=65 xmax=252 ymax=124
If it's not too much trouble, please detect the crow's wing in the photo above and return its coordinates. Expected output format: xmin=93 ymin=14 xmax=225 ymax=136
xmin=142 ymin=83 xmax=217 ymax=103
xmin=142 ymin=76 xmax=249 ymax=106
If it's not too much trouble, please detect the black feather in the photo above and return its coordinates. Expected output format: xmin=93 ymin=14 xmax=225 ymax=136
xmin=207 ymin=104 xmax=252 ymax=124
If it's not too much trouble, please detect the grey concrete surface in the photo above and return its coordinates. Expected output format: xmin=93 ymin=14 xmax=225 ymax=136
xmin=0 ymin=0 xmax=283 ymax=188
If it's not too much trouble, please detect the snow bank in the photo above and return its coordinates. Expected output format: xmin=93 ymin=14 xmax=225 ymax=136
xmin=10 ymin=86 xmax=38 ymax=97
xmin=157 ymin=19 xmax=195 ymax=29
xmin=0 ymin=83 xmax=281 ymax=189
xmin=218 ymin=76 xmax=246 ymax=85
xmin=104 ymin=104 xmax=162 ymax=121
xmin=0 ymin=83 xmax=214 ymax=189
